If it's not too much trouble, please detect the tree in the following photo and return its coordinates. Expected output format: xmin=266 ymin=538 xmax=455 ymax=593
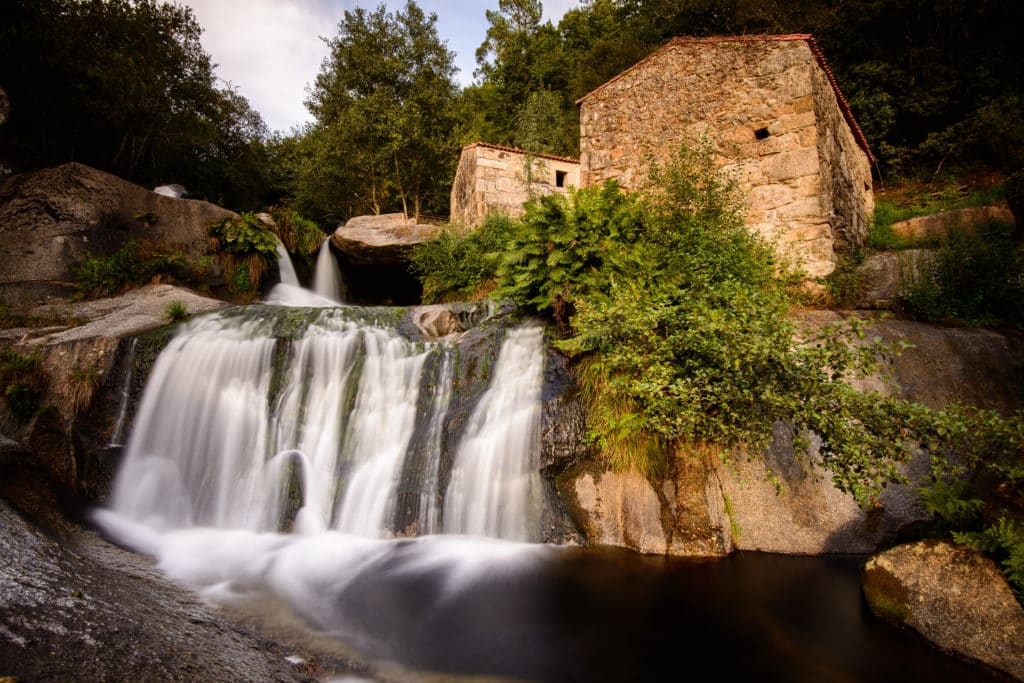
xmin=302 ymin=1 xmax=459 ymax=222
xmin=0 ymin=0 xmax=272 ymax=210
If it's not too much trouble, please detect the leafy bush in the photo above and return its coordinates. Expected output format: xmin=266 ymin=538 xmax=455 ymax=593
xmin=268 ymin=206 xmax=324 ymax=257
xmin=75 ymin=240 xmax=200 ymax=299
xmin=0 ymin=349 xmax=44 ymax=421
xmin=408 ymin=216 xmax=513 ymax=303
xmin=208 ymin=212 xmax=280 ymax=294
xmin=901 ymin=222 xmax=1024 ymax=328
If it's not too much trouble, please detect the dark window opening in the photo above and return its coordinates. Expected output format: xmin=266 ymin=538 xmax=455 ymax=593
xmin=555 ymin=170 xmax=567 ymax=188
xmin=754 ymin=127 xmax=770 ymax=140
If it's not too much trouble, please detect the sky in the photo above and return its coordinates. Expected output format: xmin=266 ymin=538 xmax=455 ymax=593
xmin=177 ymin=0 xmax=581 ymax=134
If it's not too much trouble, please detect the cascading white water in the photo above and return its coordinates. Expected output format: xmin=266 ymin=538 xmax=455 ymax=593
xmin=275 ymin=239 xmax=300 ymax=287
xmin=443 ymin=325 xmax=545 ymax=541
xmin=312 ymin=239 xmax=346 ymax=303
xmin=107 ymin=306 xmax=545 ymax=542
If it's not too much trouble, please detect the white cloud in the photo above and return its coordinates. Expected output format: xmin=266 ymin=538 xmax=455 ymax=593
xmin=178 ymin=0 xmax=581 ymax=133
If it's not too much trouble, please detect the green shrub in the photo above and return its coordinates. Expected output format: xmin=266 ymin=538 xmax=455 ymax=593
xmin=75 ymin=241 xmax=146 ymax=298
xmin=268 ymin=206 xmax=324 ymax=257
xmin=75 ymin=240 xmax=199 ymax=299
xmin=164 ymin=300 xmax=188 ymax=322
xmin=0 ymin=349 xmax=44 ymax=421
xmin=408 ymin=216 xmax=513 ymax=303
xmin=901 ymin=222 xmax=1024 ymax=327
xmin=208 ymin=212 xmax=280 ymax=294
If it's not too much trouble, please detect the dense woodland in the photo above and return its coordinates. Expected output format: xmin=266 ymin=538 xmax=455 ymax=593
xmin=1 ymin=0 xmax=1022 ymax=222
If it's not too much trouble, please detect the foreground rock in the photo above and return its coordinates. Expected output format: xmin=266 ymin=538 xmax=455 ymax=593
xmin=863 ymin=540 xmax=1024 ymax=680
xmin=0 ymin=162 xmax=237 ymax=308
xmin=0 ymin=497 xmax=353 ymax=682
xmin=331 ymin=213 xmax=445 ymax=265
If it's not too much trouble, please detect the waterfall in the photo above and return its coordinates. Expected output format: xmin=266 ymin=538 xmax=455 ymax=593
xmin=106 ymin=308 xmax=546 ymax=542
xmin=107 ymin=338 xmax=137 ymax=447
xmin=275 ymin=239 xmax=300 ymax=287
xmin=312 ymin=239 xmax=346 ymax=303
xmin=443 ymin=325 xmax=545 ymax=541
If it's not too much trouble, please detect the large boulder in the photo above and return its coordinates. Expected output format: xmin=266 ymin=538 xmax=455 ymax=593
xmin=863 ymin=540 xmax=1024 ymax=680
xmin=331 ymin=213 xmax=444 ymax=266
xmin=889 ymin=202 xmax=1014 ymax=242
xmin=0 ymin=162 xmax=238 ymax=308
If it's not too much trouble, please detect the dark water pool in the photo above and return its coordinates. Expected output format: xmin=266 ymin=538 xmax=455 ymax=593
xmin=294 ymin=545 xmax=999 ymax=683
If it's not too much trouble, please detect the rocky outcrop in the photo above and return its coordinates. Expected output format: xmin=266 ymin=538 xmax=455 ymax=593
xmin=562 ymin=311 xmax=1023 ymax=557
xmin=0 ymin=285 xmax=228 ymax=494
xmin=331 ymin=213 xmax=444 ymax=266
xmin=853 ymin=248 xmax=930 ymax=309
xmin=890 ymin=202 xmax=1014 ymax=242
xmin=0 ymin=162 xmax=237 ymax=308
xmin=559 ymin=447 xmax=733 ymax=556
xmin=863 ymin=540 xmax=1024 ymax=680
xmin=718 ymin=312 xmax=1023 ymax=555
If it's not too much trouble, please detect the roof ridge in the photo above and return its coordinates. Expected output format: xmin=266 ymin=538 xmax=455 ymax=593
xmin=462 ymin=141 xmax=580 ymax=165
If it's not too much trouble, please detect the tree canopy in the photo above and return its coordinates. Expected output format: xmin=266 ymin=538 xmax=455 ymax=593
xmin=0 ymin=0 xmax=273 ymax=209
xmin=286 ymin=1 xmax=459 ymax=224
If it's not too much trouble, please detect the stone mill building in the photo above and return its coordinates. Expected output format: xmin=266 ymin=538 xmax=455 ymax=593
xmin=452 ymin=34 xmax=874 ymax=280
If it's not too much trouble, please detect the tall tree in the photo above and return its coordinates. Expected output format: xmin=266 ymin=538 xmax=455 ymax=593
xmin=0 ymin=0 xmax=272 ymax=209
xmin=302 ymin=1 xmax=458 ymax=222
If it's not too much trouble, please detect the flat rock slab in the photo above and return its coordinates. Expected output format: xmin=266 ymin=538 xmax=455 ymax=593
xmin=331 ymin=213 xmax=444 ymax=265
xmin=863 ymin=540 xmax=1024 ymax=680
xmin=13 ymin=284 xmax=228 ymax=346
xmin=890 ymin=202 xmax=1014 ymax=242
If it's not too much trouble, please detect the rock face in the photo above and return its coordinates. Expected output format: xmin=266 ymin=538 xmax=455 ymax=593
xmin=853 ymin=248 xmax=930 ymax=309
xmin=331 ymin=213 xmax=444 ymax=265
xmin=718 ymin=312 xmax=1024 ymax=555
xmin=0 ymin=162 xmax=237 ymax=308
xmin=0 ymin=498 xmax=337 ymax=681
xmin=0 ymin=285 xmax=228 ymax=494
xmin=863 ymin=540 xmax=1024 ymax=680
xmin=889 ymin=202 xmax=1014 ymax=242
xmin=562 ymin=311 xmax=1023 ymax=557
xmin=577 ymin=35 xmax=874 ymax=279
xmin=560 ymin=447 xmax=733 ymax=556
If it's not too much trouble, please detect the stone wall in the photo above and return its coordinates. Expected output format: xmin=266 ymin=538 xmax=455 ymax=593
xmin=449 ymin=143 xmax=580 ymax=230
xmin=578 ymin=36 xmax=873 ymax=279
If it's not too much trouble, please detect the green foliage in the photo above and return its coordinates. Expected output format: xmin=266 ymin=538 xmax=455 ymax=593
xmin=268 ymin=207 xmax=324 ymax=257
xmin=164 ymin=300 xmax=189 ymax=322
xmin=74 ymin=240 xmax=198 ymax=299
xmin=208 ymin=212 xmax=279 ymax=296
xmin=823 ymin=250 xmax=866 ymax=308
xmin=297 ymin=1 xmax=459 ymax=222
xmin=75 ymin=241 xmax=148 ymax=298
xmin=0 ymin=0 xmax=272 ymax=210
xmin=0 ymin=349 xmax=43 ymax=421
xmin=901 ymin=223 xmax=1024 ymax=328
xmin=407 ymin=216 xmax=512 ymax=303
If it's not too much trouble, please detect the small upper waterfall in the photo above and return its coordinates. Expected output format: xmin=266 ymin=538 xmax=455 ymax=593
xmin=312 ymin=239 xmax=346 ymax=303
xmin=107 ymin=307 xmax=546 ymax=542
xmin=275 ymin=239 xmax=300 ymax=287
